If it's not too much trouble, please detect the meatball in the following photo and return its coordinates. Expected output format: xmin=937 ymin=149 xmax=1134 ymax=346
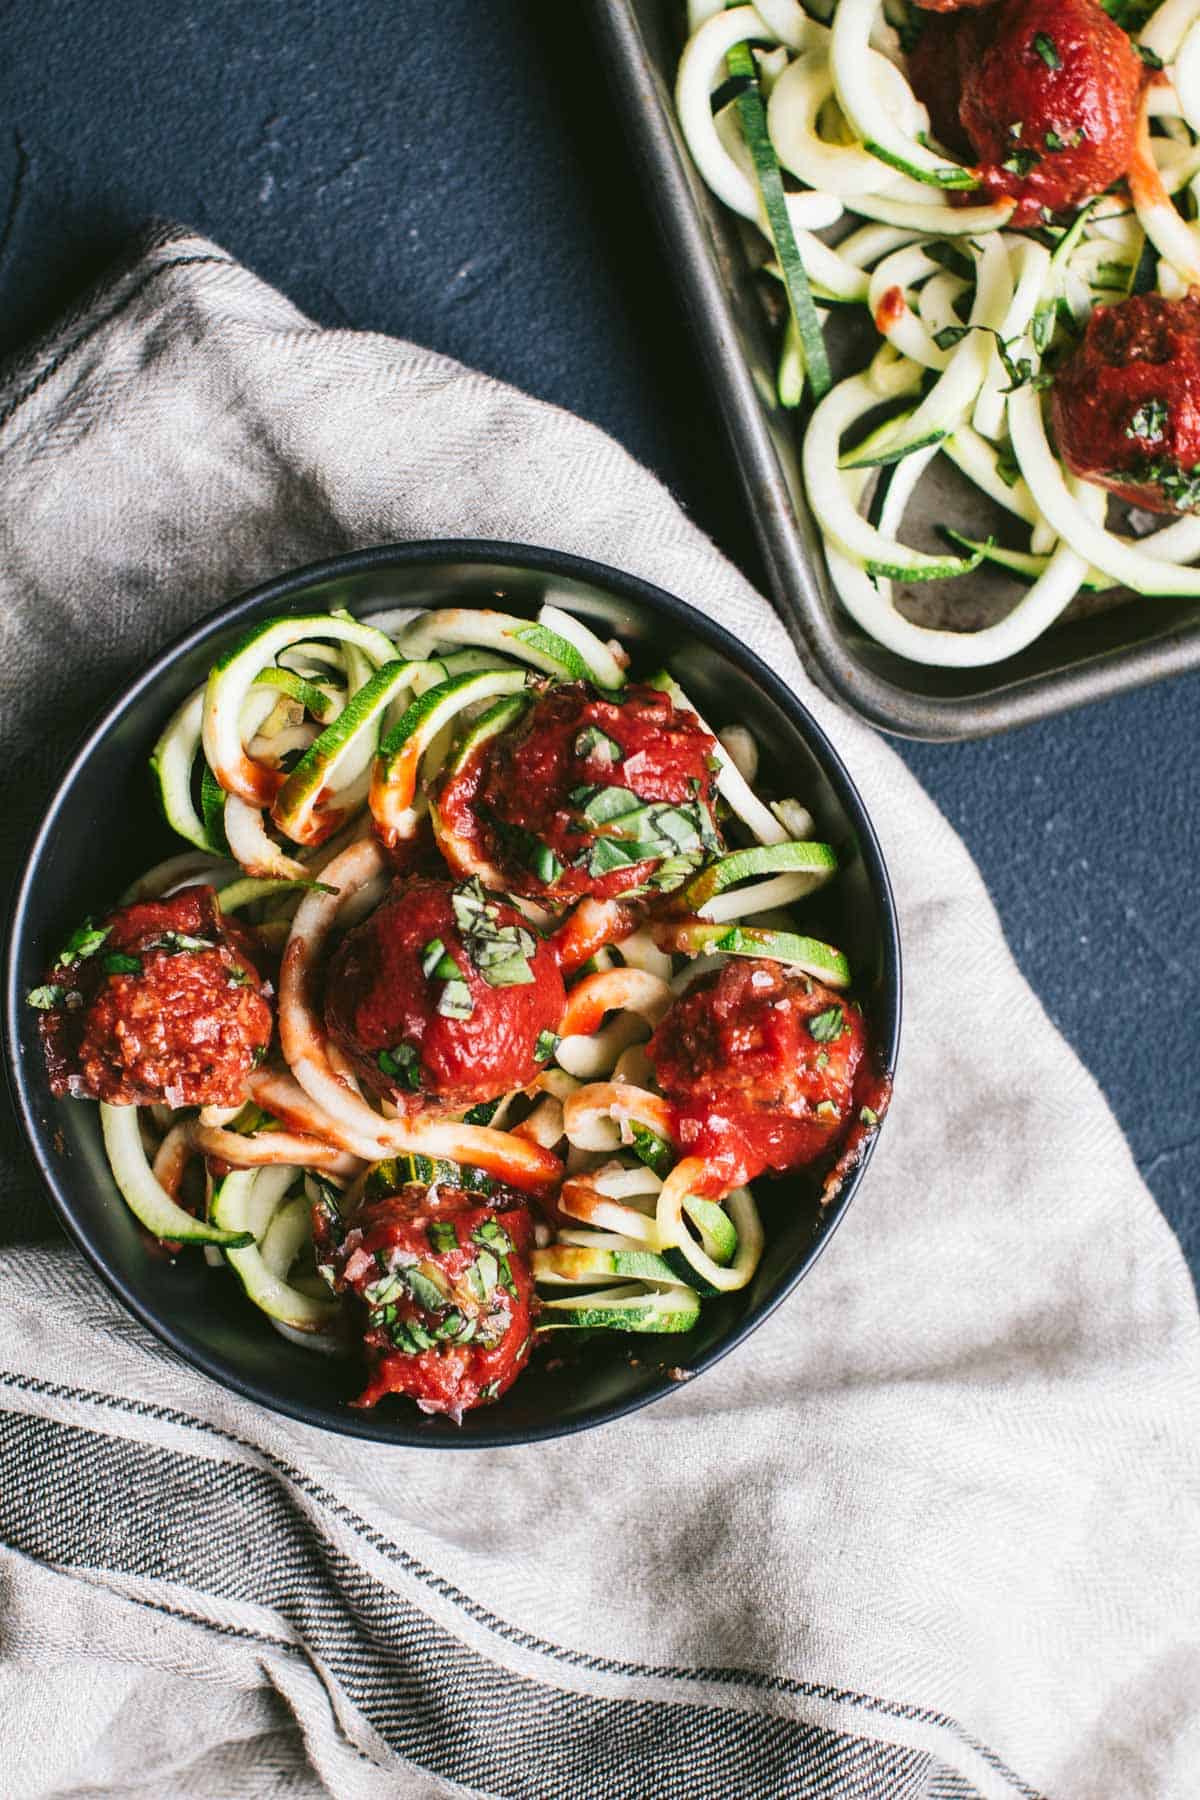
xmin=1051 ymin=291 xmax=1200 ymax=513
xmin=324 ymin=876 xmax=566 ymax=1109
xmin=907 ymin=0 xmax=1144 ymax=224
xmin=647 ymin=959 xmax=869 ymax=1190
xmin=435 ymin=682 xmax=722 ymax=902
xmin=32 ymin=886 xmax=272 ymax=1107
xmin=315 ymin=1180 xmax=536 ymax=1415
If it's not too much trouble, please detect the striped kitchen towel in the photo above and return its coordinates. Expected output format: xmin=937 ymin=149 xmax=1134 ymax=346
xmin=0 ymin=226 xmax=1197 ymax=1799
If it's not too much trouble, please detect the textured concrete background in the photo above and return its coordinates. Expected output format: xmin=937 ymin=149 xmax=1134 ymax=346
xmin=0 ymin=0 xmax=1195 ymax=1274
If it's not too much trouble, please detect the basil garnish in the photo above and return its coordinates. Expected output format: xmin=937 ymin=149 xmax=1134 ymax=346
xmin=56 ymin=921 xmax=110 ymax=967
xmin=1127 ymin=398 xmax=1168 ymax=443
xmin=574 ymin=725 xmax=622 ymax=764
xmin=378 ymin=1042 xmax=423 ymax=1090
xmin=403 ymin=1267 xmax=449 ymax=1313
xmin=421 ymin=937 xmax=465 ymax=982
xmin=437 ymin=979 xmax=475 ymax=1020
xmin=427 ymin=1220 xmax=459 ymax=1254
xmin=450 ymin=878 xmax=537 ymax=989
xmin=25 ymin=985 xmax=63 ymax=1011
xmin=102 ymin=952 xmax=143 ymax=976
xmin=808 ymin=1006 xmax=845 ymax=1044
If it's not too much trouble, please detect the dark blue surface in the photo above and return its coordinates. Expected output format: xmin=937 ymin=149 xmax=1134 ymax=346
xmin=0 ymin=0 xmax=1194 ymax=1273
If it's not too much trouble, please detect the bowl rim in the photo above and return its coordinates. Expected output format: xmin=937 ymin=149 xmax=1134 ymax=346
xmin=4 ymin=537 xmax=901 ymax=1447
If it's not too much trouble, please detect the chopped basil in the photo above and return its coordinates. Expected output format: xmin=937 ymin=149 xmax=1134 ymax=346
xmin=1114 ymin=456 xmax=1200 ymax=511
xmin=434 ymin=1309 xmax=468 ymax=1341
xmin=407 ymin=1319 xmax=436 ymax=1350
xmin=25 ymin=984 xmax=63 ymax=1011
xmin=420 ymin=936 xmax=464 ymax=982
xmin=587 ymin=835 xmax=644 ymax=877
xmin=860 ymin=1106 xmax=880 ymax=1127
xmin=450 ymin=877 xmax=537 ymax=989
xmin=472 ymin=1219 xmax=517 ymax=1294
xmin=1032 ymin=31 xmax=1060 ymax=68
xmin=56 ymin=921 xmax=110 ymax=967
xmin=1044 ymin=126 xmax=1085 ymax=152
xmin=143 ymin=931 xmax=216 ymax=956
xmin=574 ymin=725 xmax=622 ymax=764
xmin=378 ymin=1042 xmax=422 ymax=1090
xmin=578 ymin=784 xmax=644 ymax=826
xmin=403 ymin=1267 xmax=449 ymax=1313
xmin=816 ymin=1100 xmax=841 ymax=1123
xmin=428 ymin=1220 xmax=458 ymax=1254
xmin=932 ymin=323 xmax=971 ymax=351
xmin=521 ymin=841 xmax=558 ymax=884
xmin=479 ymin=1378 xmax=502 ymax=1402
xmin=814 ymin=1050 xmax=830 ymax=1070
xmin=1127 ymin=398 xmax=1169 ymax=443
xmin=1001 ymin=148 xmax=1041 ymax=177
xmin=808 ymin=1005 xmax=845 ymax=1044
xmin=1136 ymin=42 xmax=1163 ymax=70
xmin=1008 ymin=120 xmax=1023 ymax=140
xmin=534 ymin=1029 xmax=559 ymax=1065
xmin=471 ymin=1249 xmax=500 ymax=1300
xmin=102 ymin=951 xmax=143 ymax=977
xmin=437 ymin=978 xmax=474 ymax=1020
xmin=474 ymin=1218 xmax=512 ymax=1254
xmin=365 ymin=1272 xmax=405 ymax=1306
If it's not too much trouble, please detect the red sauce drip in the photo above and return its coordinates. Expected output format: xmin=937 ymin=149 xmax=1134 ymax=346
xmin=648 ymin=959 xmax=869 ymax=1191
xmin=316 ymin=1184 xmax=536 ymax=1415
xmin=1051 ymin=290 xmax=1200 ymax=513
xmin=874 ymin=285 xmax=908 ymax=335
xmin=437 ymin=682 xmax=721 ymax=901
xmin=38 ymin=886 xmax=272 ymax=1107
xmin=324 ymin=876 xmax=565 ymax=1108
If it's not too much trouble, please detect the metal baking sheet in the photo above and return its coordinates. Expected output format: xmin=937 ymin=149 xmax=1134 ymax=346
xmin=588 ymin=0 xmax=1200 ymax=740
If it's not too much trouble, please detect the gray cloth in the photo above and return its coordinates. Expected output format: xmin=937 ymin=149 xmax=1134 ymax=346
xmin=0 ymin=225 xmax=1197 ymax=1800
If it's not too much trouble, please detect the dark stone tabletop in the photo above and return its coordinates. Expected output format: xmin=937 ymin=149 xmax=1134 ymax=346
xmin=1 ymin=0 xmax=1194 ymax=1279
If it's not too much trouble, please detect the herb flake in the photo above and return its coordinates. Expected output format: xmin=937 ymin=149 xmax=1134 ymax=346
xmin=808 ymin=1005 xmax=845 ymax=1045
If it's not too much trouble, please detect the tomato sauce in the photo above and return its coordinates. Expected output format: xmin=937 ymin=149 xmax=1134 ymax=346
xmin=874 ymin=285 xmax=909 ymax=336
xmin=37 ymin=886 xmax=272 ymax=1107
xmin=907 ymin=0 xmax=1144 ymax=224
xmin=436 ymin=682 xmax=721 ymax=902
xmin=315 ymin=1183 xmax=536 ymax=1416
xmin=1051 ymin=290 xmax=1200 ymax=512
xmin=647 ymin=959 xmax=869 ymax=1191
xmin=324 ymin=876 xmax=565 ymax=1108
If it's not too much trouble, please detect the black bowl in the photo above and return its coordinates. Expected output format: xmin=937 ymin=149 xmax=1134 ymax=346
xmin=4 ymin=541 xmax=900 ymax=1446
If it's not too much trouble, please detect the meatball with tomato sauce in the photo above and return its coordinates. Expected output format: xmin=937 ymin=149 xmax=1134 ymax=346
xmin=315 ymin=1180 xmax=536 ymax=1415
xmin=324 ymin=876 xmax=565 ymax=1109
xmin=1051 ymin=290 xmax=1200 ymax=513
xmin=907 ymin=0 xmax=1145 ymax=223
xmin=435 ymin=682 xmax=722 ymax=903
xmin=647 ymin=959 xmax=869 ymax=1191
xmin=32 ymin=886 xmax=272 ymax=1107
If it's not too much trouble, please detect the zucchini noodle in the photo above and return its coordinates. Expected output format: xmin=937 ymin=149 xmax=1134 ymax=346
xmin=675 ymin=0 xmax=1200 ymax=667
xmin=51 ymin=603 xmax=878 ymax=1398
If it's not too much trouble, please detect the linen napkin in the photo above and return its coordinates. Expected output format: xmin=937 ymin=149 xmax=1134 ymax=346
xmin=0 ymin=224 xmax=1197 ymax=1800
